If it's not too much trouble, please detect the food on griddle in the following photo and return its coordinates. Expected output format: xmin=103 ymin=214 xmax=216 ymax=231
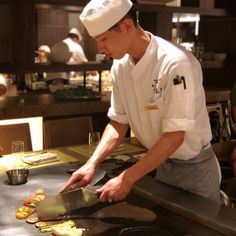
xmin=52 ymin=226 xmax=85 ymax=236
xmin=16 ymin=188 xmax=46 ymax=220
xmin=24 ymin=188 xmax=46 ymax=207
xmin=26 ymin=211 xmax=39 ymax=224
xmin=35 ymin=188 xmax=45 ymax=196
xmin=16 ymin=206 xmax=34 ymax=220
xmin=35 ymin=221 xmax=48 ymax=228
xmin=24 ymin=196 xmax=42 ymax=207
xmin=36 ymin=220 xmax=76 ymax=233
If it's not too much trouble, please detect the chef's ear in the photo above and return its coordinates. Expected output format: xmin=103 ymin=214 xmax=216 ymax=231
xmin=120 ymin=18 xmax=134 ymax=33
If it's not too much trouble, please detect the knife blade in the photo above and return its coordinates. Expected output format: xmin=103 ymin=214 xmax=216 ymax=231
xmin=36 ymin=169 xmax=105 ymax=220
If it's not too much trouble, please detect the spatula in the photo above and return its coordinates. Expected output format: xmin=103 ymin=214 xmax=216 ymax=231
xmin=36 ymin=168 xmax=105 ymax=220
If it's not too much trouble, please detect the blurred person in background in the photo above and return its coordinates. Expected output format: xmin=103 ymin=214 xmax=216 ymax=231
xmin=63 ymin=27 xmax=88 ymax=64
xmin=45 ymin=28 xmax=88 ymax=92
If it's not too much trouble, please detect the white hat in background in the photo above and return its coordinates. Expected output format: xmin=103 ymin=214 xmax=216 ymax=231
xmin=80 ymin=0 xmax=133 ymax=37
xmin=38 ymin=45 xmax=51 ymax=53
xmin=69 ymin=27 xmax=82 ymax=41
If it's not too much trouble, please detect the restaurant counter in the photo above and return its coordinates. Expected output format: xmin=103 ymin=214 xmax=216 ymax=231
xmin=1 ymin=141 xmax=236 ymax=236
xmin=0 ymin=87 xmax=231 ymax=120
xmin=0 ymin=162 xmax=233 ymax=236
xmin=0 ymin=93 xmax=110 ymax=120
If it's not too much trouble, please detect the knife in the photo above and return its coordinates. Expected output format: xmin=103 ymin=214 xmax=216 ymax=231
xmin=36 ymin=169 xmax=105 ymax=220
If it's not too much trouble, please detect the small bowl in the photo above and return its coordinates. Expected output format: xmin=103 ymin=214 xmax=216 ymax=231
xmin=6 ymin=169 xmax=29 ymax=185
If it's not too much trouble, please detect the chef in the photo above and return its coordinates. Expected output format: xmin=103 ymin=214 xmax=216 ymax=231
xmin=60 ymin=0 xmax=221 ymax=203
xmin=63 ymin=27 xmax=88 ymax=64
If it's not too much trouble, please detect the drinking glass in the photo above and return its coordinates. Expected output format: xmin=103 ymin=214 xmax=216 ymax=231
xmin=12 ymin=141 xmax=24 ymax=157
xmin=88 ymin=132 xmax=100 ymax=155
xmin=11 ymin=140 xmax=25 ymax=169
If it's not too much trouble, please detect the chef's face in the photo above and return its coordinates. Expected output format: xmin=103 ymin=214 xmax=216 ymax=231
xmin=95 ymin=19 xmax=132 ymax=60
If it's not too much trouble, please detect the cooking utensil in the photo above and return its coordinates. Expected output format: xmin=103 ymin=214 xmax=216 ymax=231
xmin=36 ymin=168 xmax=105 ymax=219
xmin=38 ymin=214 xmax=141 ymax=224
xmin=119 ymin=226 xmax=174 ymax=236
xmin=6 ymin=169 xmax=29 ymax=185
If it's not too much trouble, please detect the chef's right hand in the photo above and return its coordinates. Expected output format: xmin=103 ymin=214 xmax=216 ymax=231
xmin=59 ymin=163 xmax=95 ymax=192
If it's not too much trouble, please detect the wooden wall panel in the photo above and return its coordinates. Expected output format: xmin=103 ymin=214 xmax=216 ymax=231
xmin=37 ymin=8 xmax=69 ymax=48
xmin=200 ymin=17 xmax=236 ymax=88
xmin=11 ymin=2 xmax=36 ymax=66
xmin=0 ymin=4 xmax=11 ymax=63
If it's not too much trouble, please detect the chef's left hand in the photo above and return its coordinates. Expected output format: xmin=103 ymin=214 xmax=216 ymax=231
xmin=97 ymin=172 xmax=133 ymax=202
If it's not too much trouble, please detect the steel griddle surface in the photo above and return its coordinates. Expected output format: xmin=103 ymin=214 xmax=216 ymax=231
xmin=0 ymin=163 xmax=229 ymax=236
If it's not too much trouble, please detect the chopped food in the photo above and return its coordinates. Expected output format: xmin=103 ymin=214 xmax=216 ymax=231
xmin=37 ymin=220 xmax=75 ymax=233
xmin=26 ymin=212 xmax=39 ymax=224
xmin=16 ymin=188 xmax=46 ymax=220
xmin=18 ymin=206 xmax=32 ymax=213
xmin=26 ymin=216 xmax=39 ymax=224
xmin=16 ymin=206 xmax=34 ymax=220
xmin=52 ymin=227 xmax=85 ymax=236
xmin=35 ymin=221 xmax=48 ymax=228
xmin=35 ymin=188 xmax=45 ymax=195
xmin=24 ymin=196 xmax=42 ymax=207
xmin=23 ymin=188 xmax=46 ymax=207
xmin=16 ymin=211 xmax=31 ymax=220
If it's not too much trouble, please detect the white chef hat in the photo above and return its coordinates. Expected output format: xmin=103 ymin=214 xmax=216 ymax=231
xmin=80 ymin=0 xmax=133 ymax=37
xmin=69 ymin=27 xmax=82 ymax=41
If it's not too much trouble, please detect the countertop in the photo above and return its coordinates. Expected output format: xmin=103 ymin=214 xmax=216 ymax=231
xmin=0 ymin=163 xmax=234 ymax=236
xmin=1 ymin=139 xmax=236 ymax=236
xmin=0 ymin=93 xmax=110 ymax=119
xmin=0 ymin=87 xmax=230 ymax=120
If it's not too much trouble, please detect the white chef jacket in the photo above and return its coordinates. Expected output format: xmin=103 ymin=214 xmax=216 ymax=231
xmin=63 ymin=38 xmax=88 ymax=64
xmin=107 ymin=32 xmax=212 ymax=160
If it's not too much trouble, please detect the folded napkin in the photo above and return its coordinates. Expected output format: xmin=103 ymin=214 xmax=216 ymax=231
xmin=22 ymin=152 xmax=59 ymax=165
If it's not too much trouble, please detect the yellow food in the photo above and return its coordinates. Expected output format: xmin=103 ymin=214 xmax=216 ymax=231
xmin=24 ymin=195 xmax=42 ymax=207
xmin=16 ymin=205 xmax=34 ymax=220
xmin=35 ymin=188 xmax=45 ymax=195
xmin=16 ymin=188 xmax=46 ymax=220
xmin=35 ymin=194 xmax=45 ymax=201
xmin=17 ymin=206 xmax=32 ymax=213
xmin=16 ymin=211 xmax=29 ymax=220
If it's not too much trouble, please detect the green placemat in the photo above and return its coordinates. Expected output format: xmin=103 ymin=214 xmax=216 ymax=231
xmin=0 ymin=150 xmax=79 ymax=174
xmin=68 ymin=143 xmax=145 ymax=158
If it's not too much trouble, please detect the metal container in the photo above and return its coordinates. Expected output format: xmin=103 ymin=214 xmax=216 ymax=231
xmin=221 ymin=178 xmax=236 ymax=208
xmin=6 ymin=169 xmax=29 ymax=185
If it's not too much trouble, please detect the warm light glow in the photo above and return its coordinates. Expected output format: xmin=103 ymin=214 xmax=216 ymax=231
xmin=0 ymin=117 xmax=43 ymax=151
xmin=173 ymin=13 xmax=200 ymax=35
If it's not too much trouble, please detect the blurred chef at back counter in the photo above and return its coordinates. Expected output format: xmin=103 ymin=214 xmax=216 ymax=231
xmin=64 ymin=27 xmax=88 ymax=64
xmin=38 ymin=28 xmax=88 ymax=92
xmin=60 ymin=0 xmax=221 ymax=203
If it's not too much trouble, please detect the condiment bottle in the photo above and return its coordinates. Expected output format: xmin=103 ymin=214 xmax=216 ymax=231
xmin=220 ymin=106 xmax=231 ymax=142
